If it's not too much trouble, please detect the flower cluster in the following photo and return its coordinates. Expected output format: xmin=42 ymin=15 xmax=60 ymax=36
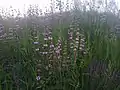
xmin=74 ymin=29 xmax=80 ymax=51
xmin=36 ymin=63 xmax=41 ymax=81
xmin=68 ymin=26 xmax=74 ymax=49
xmin=42 ymin=27 xmax=53 ymax=55
xmin=79 ymin=32 xmax=87 ymax=55
xmin=55 ymin=38 xmax=62 ymax=59
xmin=33 ymin=25 xmax=88 ymax=81
xmin=0 ymin=24 xmax=6 ymax=40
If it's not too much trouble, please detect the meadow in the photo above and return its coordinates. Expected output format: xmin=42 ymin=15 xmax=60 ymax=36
xmin=0 ymin=0 xmax=120 ymax=90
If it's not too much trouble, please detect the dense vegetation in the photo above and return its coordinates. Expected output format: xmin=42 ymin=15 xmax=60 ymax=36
xmin=1 ymin=0 xmax=120 ymax=90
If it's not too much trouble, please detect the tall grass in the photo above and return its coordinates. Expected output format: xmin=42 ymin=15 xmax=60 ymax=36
xmin=0 ymin=0 xmax=120 ymax=90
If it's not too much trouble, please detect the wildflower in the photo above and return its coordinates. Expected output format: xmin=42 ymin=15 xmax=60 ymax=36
xmin=43 ymin=44 xmax=48 ymax=47
xmin=58 ymin=46 xmax=61 ymax=49
xmin=16 ymin=25 xmax=20 ymax=28
xmin=70 ymin=45 xmax=74 ymax=49
xmin=48 ymin=64 xmax=51 ymax=67
xmin=48 ymin=31 xmax=52 ymax=34
xmin=33 ymin=42 xmax=39 ymax=45
xmin=58 ymin=56 xmax=61 ymax=59
xmin=76 ymin=32 xmax=80 ymax=35
xmin=59 ymin=48 xmax=62 ymax=51
xmin=76 ymin=41 xmax=79 ymax=44
xmin=83 ymin=51 xmax=87 ymax=54
xmin=48 ymin=37 xmax=51 ymax=40
xmin=74 ymin=48 xmax=77 ymax=51
xmin=43 ymin=32 xmax=49 ymax=38
xmin=76 ymin=38 xmax=79 ymax=41
xmin=70 ymin=42 xmax=73 ymax=45
xmin=42 ymin=52 xmax=48 ymax=55
xmin=69 ymin=36 xmax=73 ymax=40
xmin=79 ymin=47 xmax=84 ymax=50
xmin=55 ymin=49 xmax=60 ymax=54
xmin=35 ymin=48 xmax=39 ymax=51
xmin=80 ymin=44 xmax=85 ymax=48
xmin=59 ymin=43 xmax=62 ymax=46
xmin=81 ymin=38 xmax=85 ymax=42
xmin=36 ymin=76 xmax=41 ymax=81
xmin=70 ymin=27 xmax=73 ymax=30
xmin=44 ymin=38 xmax=48 ymax=41
xmin=50 ymin=44 xmax=54 ymax=48
xmin=34 ymin=37 xmax=38 ymax=39
xmin=49 ymin=37 xmax=53 ymax=40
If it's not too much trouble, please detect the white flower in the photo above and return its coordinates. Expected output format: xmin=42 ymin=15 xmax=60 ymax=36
xmin=76 ymin=32 xmax=80 ymax=35
xmin=35 ymin=48 xmax=39 ymax=51
xmin=48 ymin=64 xmax=51 ymax=67
xmin=36 ymin=76 xmax=41 ymax=81
xmin=43 ymin=44 xmax=48 ymax=47
xmin=34 ymin=37 xmax=38 ymax=39
xmin=76 ymin=38 xmax=79 ymax=41
xmin=33 ymin=42 xmax=39 ymax=45
xmin=83 ymin=51 xmax=87 ymax=54
xmin=44 ymin=38 xmax=48 ymax=41
xmin=79 ymin=47 xmax=84 ymax=50
xmin=59 ymin=43 xmax=62 ymax=46
xmin=58 ymin=46 xmax=61 ymax=49
xmin=76 ymin=41 xmax=79 ymax=44
xmin=56 ymin=49 xmax=60 ymax=54
xmin=58 ymin=56 xmax=61 ymax=59
xmin=49 ymin=32 xmax=52 ymax=34
xmin=80 ymin=44 xmax=85 ymax=47
xmin=74 ymin=48 xmax=77 ymax=51
xmin=49 ymin=37 xmax=53 ymax=40
xmin=81 ymin=38 xmax=85 ymax=42
xmin=70 ymin=43 xmax=73 ymax=45
xmin=50 ymin=44 xmax=54 ymax=48
xmin=69 ymin=36 xmax=73 ymax=40
xmin=43 ymin=52 xmax=48 ymax=55
xmin=70 ymin=46 xmax=74 ymax=49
